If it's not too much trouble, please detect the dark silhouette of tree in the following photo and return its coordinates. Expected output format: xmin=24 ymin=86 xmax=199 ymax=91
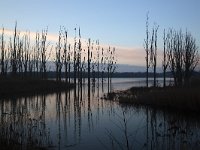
xmin=144 ymin=13 xmax=150 ymax=87
xmin=73 ymin=28 xmax=77 ymax=86
xmin=77 ymin=27 xmax=82 ymax=88
xmin=162 ymin=29 xmax=169 ymax=87
xmin=183 ymin=31 xmax=199 ymax=86
xmin=34 ymin=32 xmax=40 ymax=77
xmin=168 ymin=29 xmax=184 ymax=86
xmin=11 ymin=22 xmax=18 ymax=76
xmin=40 ymin=28 xmax=48 ymax=79
xmin=167 ymin=29 xmax=199 ymax=87
xmin=0 ymin=28 xmax=5 ymax=75
xmin=87 ymin=38 xmax=91 ymax=96
xmin=63 ymin=29 xmax=68 ymax=83
xmin=101 ymin=48 xmax=105 ymax=89
xmin=23 ymin=33 xmax=31 ymax=77
xmin=0 ymin=23 xmax=117 ymax=94
xmin=67 ymin=44 xmax=71 ymax=84
xmin=150 ymin=24 xmax=159 ymax=87
xmin=106 ymin=46 xmax=117 ymax=93
xmin=55 ymin=28 xmax=63 ymax=82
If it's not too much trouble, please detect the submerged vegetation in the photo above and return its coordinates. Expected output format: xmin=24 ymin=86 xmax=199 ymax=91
xmin=0 ymin=23 xmax=117 ymax=97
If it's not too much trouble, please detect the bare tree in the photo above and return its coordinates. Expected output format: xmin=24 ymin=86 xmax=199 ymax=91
xmin=150 ymin=24 xmax=159 ymax=87
xmin=87 ymin=38 xmax=91 ymax=96
xmin=162 ymin=29 xmax=169 ymax=87
xmin=23 ymin=33 xmax=30 ymax=77
xmin=63 ymin=29 xmax=68 ymax=83
xmin=34 ymin=32 xmax=40 ymax=77
xmin=55 ymin=28 xmax=63 ymax=82
xmin=144 ymin=13 xmax=150 ymax=87
xmin=40 ymin=28 xmax=48 ymax=79
xmin=67 ymin=44 xmax=71 ymax=84
xmin=11 ymin=22 xmax=18 ymax=76
xmin=183 ymin=31 xmax=199 ymax=86
xmin=73 ymin=28 xmax=77 ymax=86
xmin=101 ymin=48 xmax=105 ymax=89
xmin=167 ymin=29 xmax=199 ymax=87
xmin=0 ymin=27 xmax=5 ymax=75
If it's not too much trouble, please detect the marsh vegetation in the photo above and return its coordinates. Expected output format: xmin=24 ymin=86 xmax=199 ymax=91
xmin=0 ymin=12 xmax=199 ymax=150
xmin=0 ymin=24 xmax=117 ymax=98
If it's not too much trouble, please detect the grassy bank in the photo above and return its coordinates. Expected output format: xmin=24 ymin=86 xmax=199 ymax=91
xmin=108 ymin=79 xmax=200 ymax=113
xmin=0 ymin=77 xmax=74 ymax=99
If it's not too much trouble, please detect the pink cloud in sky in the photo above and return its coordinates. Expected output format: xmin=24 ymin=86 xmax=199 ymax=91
xmin=115 ymin=46 xmax=145 ymax=66
xmin=0 ymin=27 xmax=164 ymax=67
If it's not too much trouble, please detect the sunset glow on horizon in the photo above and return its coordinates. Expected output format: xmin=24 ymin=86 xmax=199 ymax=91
xmin=0 ymin=0 xmax=200 ymax=70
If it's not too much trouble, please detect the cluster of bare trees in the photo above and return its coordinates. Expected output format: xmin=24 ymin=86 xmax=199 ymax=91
xmin=53 ymin=27 xmax=117 ymax=93
xmin=164 ymin=29 xmax=199 ymax=87
xmin=145 ymin=14 xmax=199 ymax=87
xmin=144 ymin=13 xmax=159 ymax=87
xmin=0 ymin=23 xmax=50 ymax=78
xmin=0 ymin=24 xmax=117 ymax=90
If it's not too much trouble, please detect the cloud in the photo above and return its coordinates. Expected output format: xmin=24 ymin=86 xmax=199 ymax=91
xmin=115 ymin=46 xmax=145 ymax=66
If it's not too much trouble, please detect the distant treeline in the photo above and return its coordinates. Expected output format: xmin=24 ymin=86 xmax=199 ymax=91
xmin=45 ymin=71 xmax=175 ymax=78
xmin=46 ymin=71 xmax=200 ymax=78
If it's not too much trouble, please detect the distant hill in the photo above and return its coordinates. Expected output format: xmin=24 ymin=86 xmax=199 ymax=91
xmin=116 ymin=64 xmax=145 ymax=72
xmin=46 ymin=71 xmax=174 ymax=78
xmin=47 ymin=62 xmax=162 ymax=73
xmin=116 ymin=64 xmax=163 ymax=73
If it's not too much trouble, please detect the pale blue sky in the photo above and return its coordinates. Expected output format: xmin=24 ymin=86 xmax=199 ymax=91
xmin=0 ymin=0 xmax=200 ymax=66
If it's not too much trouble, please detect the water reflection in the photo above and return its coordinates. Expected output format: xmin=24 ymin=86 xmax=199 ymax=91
xmin=0 ymin=78 xmax=199 ymax=150
xmin=0 ymin=94 xmax=52 ymax=149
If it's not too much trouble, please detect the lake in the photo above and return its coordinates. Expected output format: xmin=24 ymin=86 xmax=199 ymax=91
xmin=0 ymin=78 xmax=199 ymax=150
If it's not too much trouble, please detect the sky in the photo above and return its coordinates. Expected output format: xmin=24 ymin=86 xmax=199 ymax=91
xmin=0 ymin=0 xmax=200 ymax=69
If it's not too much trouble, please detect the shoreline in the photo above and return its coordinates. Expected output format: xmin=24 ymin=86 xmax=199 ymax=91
xmin=107 ymin=86 xmax=200 ymax=113
xmin=0 ymin=77 xmax=74 ymax=99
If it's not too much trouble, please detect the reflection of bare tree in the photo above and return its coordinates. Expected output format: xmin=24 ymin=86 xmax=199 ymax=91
xmin=87 ymin=92 xmax=94 ymax=133
xmin=56 ymin=92 xmax=62 ymax=149
xmin=0 ymin=95 xmax=52 ymax=149
xmin=147 ymin=110 xmax=200 ymax=150
xmin=104 ymin=107 xmax=200 ymax=150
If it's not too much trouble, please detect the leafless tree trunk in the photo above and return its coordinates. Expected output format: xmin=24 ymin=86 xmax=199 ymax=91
xmin=63 ymin=30 xmax=68 ymax=83
xmin=11 ymin=22 xmax=18 ymax=76
xmin=73 ymin=28 xmax=77 ymax=86
xmin=162 ymin=29 xmax=169 ymax=87
xmin=88 ymin=38 xmax=91 ymax=96
xmin=150 ymin=25 xmax=159 ymax=87
xmin=55 ymin=29 xmax=63 ymax=82
xmin=144 ymin=13 xmax=150 ymax=87
xmin=40 ymin=28 xmax=48 ymax=79
xmin=67 ymin=44 xmax=71 ymax=84
xmin=0 ymin=28 xmax=5 ymax=75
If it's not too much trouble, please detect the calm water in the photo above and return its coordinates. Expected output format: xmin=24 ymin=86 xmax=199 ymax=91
xmin=0 ymin=78 xmax=200 ymax=150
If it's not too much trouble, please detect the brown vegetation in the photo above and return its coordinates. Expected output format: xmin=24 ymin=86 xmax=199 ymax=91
xmin=112 ymin=77 xmax=200 ymax=113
